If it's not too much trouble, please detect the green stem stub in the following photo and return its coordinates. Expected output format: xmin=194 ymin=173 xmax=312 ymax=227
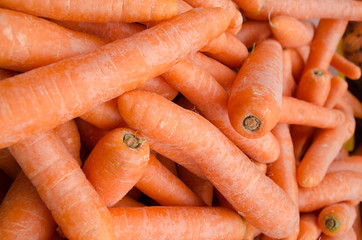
xmin=123 ymin=134 xmax=141 ymax=149
xmin=243 ymin=115 xmax=261 ymax=132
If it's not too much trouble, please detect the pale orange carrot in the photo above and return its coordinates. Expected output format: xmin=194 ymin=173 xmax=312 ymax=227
xmin=297 ymin=213 xmax=322 ymax=240
xmin=0 ymin=69 xmax=16 ymax=80
xmin=324 ymin=76 xmax=348 ymax=109
xmin=331 ymin=53 xmax=361 ymax=80
xmin=343 ymin=91 xmax=362 ymax=119
xmin=296 ymin=45 xmax=310 ymax=63
xmin=252 ymin=160 xmax=267 ymax=174
xmin=320 ymin=228 xmax=357 ymax=240
xmin=334 ymin=146 xmax=349 ymax=162
xmin=0 ymin=148 xmax=20 ymax=179
xmin=126 ymin=187 xmax=142 ymax=201
xmin=289 ymin=48 xmax=304 ymax=80
xmin=112 ymin=196 xmax=145 ymax=208
xmin=283 ymin=49 xmax=296 ymax=97
xmin=328 ymin=156 xmax=362 ymax=174
xmin=235 ymin=20 xmax=272 ymax=48
xmin=353 ymin=205 xmax=362 ymax=240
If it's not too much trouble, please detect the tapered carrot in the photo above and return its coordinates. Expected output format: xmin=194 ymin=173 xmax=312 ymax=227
xmin=162 ymin=58 xmax=280 ymax=162
xmin=283 ymin=49 xmax=296 ymax=97
xmin=279 ymin=97 xmax=346 ymax=128
xmin=343 ymin=91 xmax=362 ymax=119
xmin=177 ymin=165 xmax=213 ymax=206
xmin=0 ymin=69 xmax=16 ymax=80
xmin=118 ymin=91 xmax=299 ymax=238
xmin=289 ymin=48 xmax=304 ymax=80
xmin=111 ymin=206 xmax=245 ymax=240
xmin=156 ymin=154 xmax=178 ymax=176
xmin=112 ymin=196 xmax=145 ymax=208
xmin=239 ymin=0 xmax=362 ymax=21
xmin=9 ymin=131 xmax=115 ymax=240
xmin=324 ymin=76 xmax=348 ymax=109
xmin=0 ymin=149 xmax=20 ymax=179
xmin=0 ymin=8 xmax=232 ymax=149
xmin=235 ymin=20 xmax=272 ymax=48
xmin=297 ymin=213 xmax=322 ymax=240
xmin=331 ymin=53 xmax=361 ymax=80
xmin=0 ymin=172 xmax=56 ymax=240
xmin=321 ymin=228 xmax=357 ymax=240
xmin=183 ymin=0 xmax=243 ymax=34
xmin=0 ymin=0 xmax=178 ymax=22
xmin=0 ymin=8 xmax=105 ymax=72
xmin=229 ymin=39 xmax=283 ymax=139
xmin=299 ymin=171 xmax=362 ymax=212
xmin=270 ymin=16 xmax=314 ymax=48
xmin=328 ymin=156 xmax=362 ymax=174
xmin=318 ymin=202 xmax=357 ymax=236
xmin=136 ymin=153 xmax=205 ymax=206
xmin=83 ymin=128 xmax=149 ymax=207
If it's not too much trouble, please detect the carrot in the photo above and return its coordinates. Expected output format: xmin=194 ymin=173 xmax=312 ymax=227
xmin=343 ymin=91 xmax=362 ymax=119
xmin=304 ymin=19 xmax=348 ymax=72
xmin=279 ymin=97 xmax=346 ymax=128
xmin=297 ymin=213 xmax=322 ymax=240
xmin=239 ymin=0 xmax=362 ymax=21
xmin=0 ymin=172 xmax=56 ymax=240
xmin=334 ymin=146 xmax=349 ymax=162
xmin=324 ymin=76 xmax=348 ymax=109
xmin=296 ymin=45 xmax=310 ymax=64
xmin=283 ymin=49 xmax=296 ymax=97
xmin=353 ymin=205 xmax=362 ymax=240
xmin=9 ymin=131 xmax=115 ymax=240
xmin=328 ymin=156 xmax=362 ymax=174
xmin=289 ymin=49 xmax=304 ymax=81
xmin=162 ymin=58 xmax=280 ymax=162
xmin=183 ymin=0 xmax=243 ymax=35
xmin=111 ymin=206 xmax=245 ymax=240
xmin=243 ymin=222 xmax=256 ymax=240
xmin=269 ymin=16 xmax=314 ymax=48
xmin=320 ymin=228 xmax=357 ymax=240
xmin=214 ymin=189 xmax=234 ymax=210
xmin=0 ymin=148 xmax=20 ymax=179
xmin=331 ymin=53 xmax=361 ymax=80
xmin=137 ymin=77 xmax=178 ymax=101
xmin=155 ymin=153 xmax=178 ymax=176
xmin=0 ymin=0 xmax=178 ymax=22
xmin=112 ymin=196 xmax=145 ymax=208
xmin=75 ymin=118 xmax=108 ymax=150
xmin=252 ymin=160 xmax=267 ymax=174
xmin=228 ymin=39 xmax=283 ymax=139
xmin=0 ymin=8 xmax=232 ymax=149
xmin=235 ymin=20 xmax=272 ymax=48
xmin=118 ymin=90 xmax=299 ymax=238
xmin=318 ymin=202 xmax=357 ymax=236
xmin=0 ymin=69 xmax=16 ymax=80
xmin=177 ymin=165 xmax=214 ymax=206
xmin=299 ymin=171 xmax=362 ymax=212
xmin=0 ymin=8 xmax=105 ymax=72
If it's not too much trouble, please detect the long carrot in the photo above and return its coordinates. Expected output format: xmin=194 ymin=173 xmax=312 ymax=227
xmin=353 ymin=205 xmax=362 ymax=240
xmin=0 ymin=8 xmax=232 ymax=149
xmin=320 ymin=228 xmax=357 ymax=240
xmin=331 ymin=53 xmax=361 ymax=80
xmin=343 ymin=91 xmax=362 ymax=119
xmin=228 ymin=39 xmax=283 ymax=139
xmin=298 ymin=171 xmax=362 ymax=212
xmin=324 ymin=76 xmax=349 ymax=109
xmin=0 ymin=149 xmax=20 ymax=179
xmin=282 ymin=49 xmax=296 ymax=97
xmin=0 ymin=0 xmax=178 ymax=22
xmin=269 ymin=16 xmax=314 ymax=48
xmin=162 ymin=58 xmax=280 ymax=162
xmin=118 ymin=90 xmax=299 ymax=238
xmin=0 ymin=69 xmax=16 ymax=80
xmin=9 ymin=131 xmax=115 ymax=240
xmin=289 ymin=48 xmax=304 ymax=80
xmin=235 ymin=20 xmax=272 ymax=48
xmin=318 ymin=202 xmax=357 ymax=236
xmin=111 ymin=206 xmax=245 ymax=240
xmin=155 ymin=153 xmax=178 ymax=176
xmin=297 ymin=213 xmax=322 ymax=240
xmin=328 ymin=156 xmax=362 ymax=173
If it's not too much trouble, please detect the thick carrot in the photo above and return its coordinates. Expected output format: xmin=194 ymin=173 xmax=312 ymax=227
xmin=283 ymin=49 xmax=296 ymax=97
xmin=136 ymin=153 xmax=205 ymax=206
xmin=111 ymin=206 xmax=245 ymax=240
xmin=235 ymin=20 xmax=272 ymax=48
xmin=252 ymin=160 xmax=267 ymax=174
xmin=320 ymin=228 xmax=357 ymax=240
xmin=331 ymin=53 xmax=361 ymax=80
xmin=343 ymin=91 xmax=362 ymax=119
xmin=137 ymin=77 xmax=178 ymax=101
xmin=279 ymin=97 xmax=346 ymax=128
xmin=0 ymin=8 xmax=105 ymax=72
xmin=0 ymin=8 xmax=232 ymax=149
xmin=0 ymin=172 xmax=56 ymax=240
xmin=0 ymin=69 xmax=16 ymax=80
xmin=112 ymin=196 xmax=145 ymax=208
xmin=297 ymin=213 xmax=322 ymax=240
xmin=162 ymin=58 xmax=280 ymax=162
xmin=156 ymin=153 xmax=178 ymax=176
xmin=9 ymin=131 xmax=115 ymax=240
xmin=299 ymin=171 xmax=362 ymax=212
xmin=270 ymin=16 xmax=314 ymax=48
xmin=118 ymin=91 xmax=299 ymax=238
xmin=177 ymin=165 xmax=213 ymax=206
xmin=0 ymin=0 xmax=178 ymax=22
xmin=289 ymin=48 xmax=304 ymax=80
xmin=334 ymin=146 xmax=349 ymax=162
xmin=228 ymin=39 xmax=283 ymax=139
xmin=318 ymin=202 xmax=357 ymax=236
xmin=324 ymin=76 xmax=348 ymax=109
xmin=328 ymin=156 xmax=362 ymax=173
xmin=0 ymin=148 xmax=20 ymax=179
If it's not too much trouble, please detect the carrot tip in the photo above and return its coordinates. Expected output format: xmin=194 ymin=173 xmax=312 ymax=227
xmin=243 ymin=115 xmax=261 ymax=132
xmin=123 ymin=134 xmax=142 ymax=149
xmin=324 ymin=216 xmax=339 ymax=231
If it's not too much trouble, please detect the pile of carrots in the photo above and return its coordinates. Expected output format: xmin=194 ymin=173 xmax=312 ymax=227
xmin=0 ymin=0 xmax=362 ymax=239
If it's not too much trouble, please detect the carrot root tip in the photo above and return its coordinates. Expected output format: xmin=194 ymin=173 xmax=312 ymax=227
xmin=123 ymin=134 xmax=142 ymax=149
xmin=243 ymin=115 xmax=261 ymax=132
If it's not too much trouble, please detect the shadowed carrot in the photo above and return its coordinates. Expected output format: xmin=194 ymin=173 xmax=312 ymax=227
xmin=320 ymin=228 xmax=357 ymax=240
xmin=75 ymin=118 xmax=108 ymax=150
xmin=0 ymin=69 xmax=16 ymax=80
xmin=297 ymin=213 xmax=322 ymax=240
xmin=0 ymin=149 xmax=20 ymax=179
xmin=324 ymin=76 xmax=348 ymax=109
xmin=289 ymin=48 xmax=304 ymax=80
xmin=112 ymin=196 xmax=145 ymax=208
xmin=243 ymin=222 xmax=256 ymax=240
xmin=353 ymin=205 xmax=362 ymax=240
xmin=235 ymin=20 xmax=271 ymax=48
xmin=156 ymin=154 xmax=178 ymax=176
xmin=328 ymin=156 xmax=362 ymax=173
xmin=343 ymin=23 xmax=362 ymax=53
xmin=331 ymin=53 xmax=361 ymax=80
xmin=343 ymin=91 xmax=362 ymax=119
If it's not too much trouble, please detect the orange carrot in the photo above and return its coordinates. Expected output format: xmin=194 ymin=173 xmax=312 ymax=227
xmin=162 ymin=58 xmax=280 ymax=162
xmin=126 ymin=187 xmax=142 ymax=201
xmin=0 ymin=8 xmax=232 ymax=149
xmin=9 ymin=131 xmax=115 ymax=240
xmin=334 ymin=146 xmax=349 ymax=162
xmin=324 ymin=76 xmax=348 ymax=109
xmin=331 ymin=53 xmax=361 ymax=80
xmin=177 ymin=165 xmax=214 ymax=206
xmin=270 ymin=16 xmax=314 ymax=48
xmin=299 ymin=171 xmax=362 ymax=212
xmin=283 ymin=49 xmax=296 ymax=97
xmin=0 ymin=0 xmax=178 ymax=22
xmin=318 ymin=202 xmax=357 ymax=236
xmin=228 ymin=39 xmax=283 ymax=139
xmin=289 ymin=48 xmax=304 ymax=80
xmin=320 ymin=228 xmax=357 ymax=240
xmin=75 ymin=118 xmax=108 ymax=150
xmin=156 ymin=153 xmax=178 ymax=176
xmin=235 ymin=20 xmax=272 ymax=48
xmin=111 ymin=206 xmax=245 ymax=240
xmin=0 ymin=69 xmax=16 ymax=80
xmin=83 ymin=128 xmax=149 ymax=207
xmin=243 ymin=222 xmax=256 ymax=240
xmin=353 ymin=205 xmax=362 ymax=240
xmin=112 ymin=196 xmax=145 ymax=208
xmin=328 ymin=156 xmax=362 ymax=174
xmin=343 ymin=91 xmax=362 ymax=119
xmin=0 ymin=148 xmax=20 ymax=179
xmin=252 ymin=160 xmax=267 ymax=174
xmin=297 ymin=213 xmax=322 ymax=240
xmin=136 ymin=153 xmax=205 ymax=206
xmin=137 ymin=77 xmax=178 ymax=101
xmin=279 ymin=97 xmax=346 ymax=128
xmin=118 ymin=90 xmax=299 ymax=238
xmin=0 ymin=172 xmax=56 ymax=240
xmin=0 ymin=8 xmax=105 ymax=72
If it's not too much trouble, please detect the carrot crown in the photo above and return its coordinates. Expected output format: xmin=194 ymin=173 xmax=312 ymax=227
xmin=323 ymin=215 xmax=341 ymax=233
xmin=123 ymin=134 xmax=143 ymax=149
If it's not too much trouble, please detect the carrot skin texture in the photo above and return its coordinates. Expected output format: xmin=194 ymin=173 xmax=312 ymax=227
xmin=343 ymin=91 xmax=362 ymax=119
xmin=352 ymin=204 xmax=362 ymax=240
xmin=298 ymin=171 xmax=362 ymax=212
xmin=331 ymin=53 xmax=361 ymax=80
xmin=9 ymin=131 xmax=115 ymax=240
xmin=235 ymin=20 xmax=272 ymax=48
xmin=118 ymin=91 xmax=299 ymax=238
xmin=111 ymin=206 xmax=245 ymax=240
xmin=0 ymin=0 xmax=178 ymax=22
xmin=289 ymin=49 xmax=304 ymax=80
xmin=297 ymin=213 xmax=322 ymax=240
xmin=228 ymin=39 xmax=283 ymax=139
xmin=320 ymin=228 xmax=357 ymax=240
xmin=328 ymin=156 xmax=362 ymax=173
xmin=0 ymin=8 xmax=232 ymax=148
xmin=324 ymin=76 xmax=348 ymax=109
